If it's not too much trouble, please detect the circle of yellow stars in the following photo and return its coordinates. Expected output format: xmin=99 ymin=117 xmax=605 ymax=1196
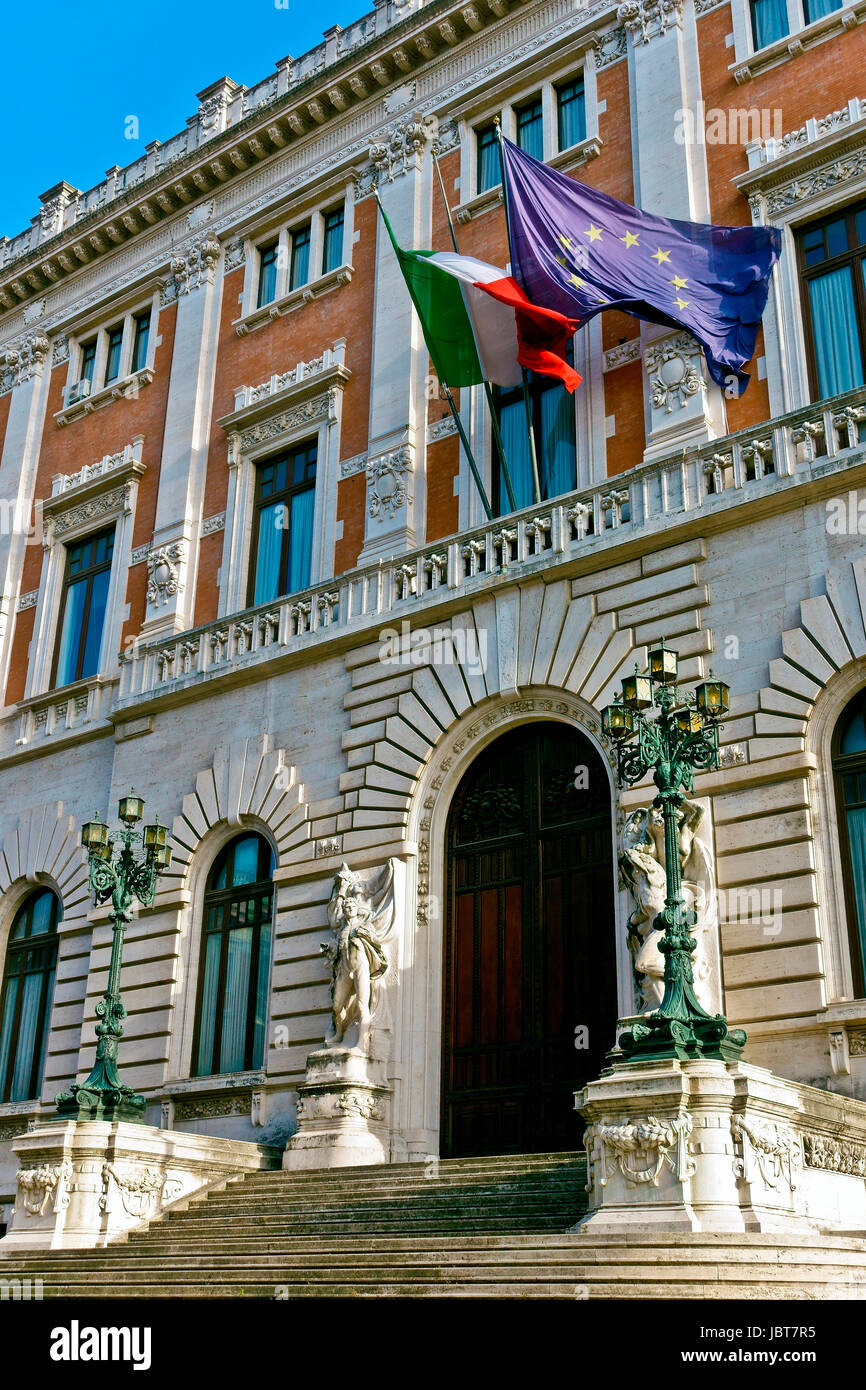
xmin=552 ymin=224 xmax=692 ymax=315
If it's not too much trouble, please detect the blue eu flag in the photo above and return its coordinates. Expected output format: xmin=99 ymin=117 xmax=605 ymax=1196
xmin=501 ymin=138 xmax=782 ymax=393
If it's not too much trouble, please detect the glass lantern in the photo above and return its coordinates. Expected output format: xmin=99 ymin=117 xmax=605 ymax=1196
xmin=695 ymin=671 xmax=730 ymax=719
xmin=81 ymin=816 xmax=110 ymax=851
xmin=675 ymin=708 xmax=704 ymax=737
xmin=602 ymin=698 xmax=636 ymax=741
xmin=143 ymin=816 xmax=168 ymax=853
xmin=621 ymin=666 xmax=653 ymax=710
xmin=118 ymin=792 xmax=145 ymax=825
xmin=648 ymin=640 xmax=678 ymax=686
xmin=154 ymin=844 xmax=172 ymax=872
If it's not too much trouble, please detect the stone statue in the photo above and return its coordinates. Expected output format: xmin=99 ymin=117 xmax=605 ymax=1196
xmin=619 ymin=802 xmax=716 ymax=1013
xmin=321 ymin=861 xmax=395 ymax=1053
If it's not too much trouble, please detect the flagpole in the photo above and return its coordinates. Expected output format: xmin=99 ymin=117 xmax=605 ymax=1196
xmin=432 ymin=151 xmax=518 ymax=516
xmin=373 ymin=189 xmax=493 ymax=522
xmin=494 ymin=119 xmax=542 ymax=507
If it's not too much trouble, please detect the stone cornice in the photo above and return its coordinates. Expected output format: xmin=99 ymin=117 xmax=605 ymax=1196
xmin=735 ymin=117 xmax=866 ymax=218
xmin=0 ymin=0 xmax=618 ymax=331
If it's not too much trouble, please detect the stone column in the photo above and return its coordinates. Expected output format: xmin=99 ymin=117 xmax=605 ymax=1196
xmin=619 ymin=0 xmax=728 ymax=458
xmin=142 ymin=235 xmax=223 ymax=639
xmin=357 ymin=115 xmax=437 ymax=562
xmin=0 ymin=332 xmax=52 ymax=696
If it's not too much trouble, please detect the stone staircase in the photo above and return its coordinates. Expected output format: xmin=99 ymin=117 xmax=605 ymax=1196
xmin=3 ymin=1151 xmax=866 ymax=1298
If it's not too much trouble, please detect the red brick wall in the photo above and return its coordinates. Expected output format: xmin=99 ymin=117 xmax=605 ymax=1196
xmin=3 ymin=302 xmax=177 ymax=705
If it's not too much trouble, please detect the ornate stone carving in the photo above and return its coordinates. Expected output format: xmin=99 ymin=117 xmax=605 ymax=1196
xmin=603 ymin=338 xmax=641 ymax=372
xmin=803 ymin=1131 xmax=866 ymax=1176
xmin=647 ymin=336 xmax=702 ymax=412
xmin=228 ymin=391 xmax=336 ymax=461
xmin=0 ymin=332 xmax=50 ymax=394
xmin=321 ymin=861 xmax=396 ymax=1053
xmin=51 ymin=334 xmax=69 ymax=367
xmin=201 ymin=512 xmax=226 ymax=536
xmin=223 ymin=239 xmax=245 ymax=272
xmin=619 ymin=801 xmax=716 ymax=1012
xmin=428 ymin=415 xmax=457 ymax=443
xmin=167 ymin=235 xmax=221 ymax=297
xmin=593 ymin=1113 xmax=696 ymax=1187
xmin=593 ymin=25 xmax=628 ymax=67
xmin=357 ymin=113 xmax=438 ymax=195
xmin=340 ymin=451 xmax=369 ymax=478
xmin=100 ymin=1162 xmax=168 ymax=1218
xmin=618 ymin=0 xmax=684 ymax=44
xmin=849 ymin=1029 xmax=866 ymax=1057
xmin=732 ymin=1116 xmax=800 ymax=1191
xmin=367 ymin=445 xmax=413 ymax=519
xmin=16 ymin=1160 xmax=73 ymax=1216
xmin=718 ymin=744 xmax=746 ymax=767
xmin=49 ymin=483 xmax=132 ymax=539
xmin=146 ymin=542 xmax=185 ymax=607
xmin=764 ymin=147 xmax=866 ymax=218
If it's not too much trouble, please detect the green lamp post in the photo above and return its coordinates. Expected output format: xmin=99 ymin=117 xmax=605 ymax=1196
xmin=55 ymin=793 xmax=172 ymax=1123
xmin=601 ymin=641 xmax=747 ymax=1064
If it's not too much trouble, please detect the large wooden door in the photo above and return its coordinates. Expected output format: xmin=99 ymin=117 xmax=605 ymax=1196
xmin=441 ymin=722 xmax=617 ymax=1158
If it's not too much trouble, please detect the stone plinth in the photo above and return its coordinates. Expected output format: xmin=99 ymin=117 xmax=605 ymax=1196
xmin=575 ymin=1057 xmax=866 ymax=1236
xmin=0 ymin=1120 xmax=279 ymax=1251
xmin=283 ymin=1048 xmax=390 ymax=1170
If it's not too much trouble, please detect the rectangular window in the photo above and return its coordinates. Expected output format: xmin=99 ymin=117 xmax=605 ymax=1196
xmin=53 ymin=527 xmax=115 ymax=688
xmin=516 ymin=97 xmax=544 ymax=162
xmin=799 ymin=201 xmax=866 ymax=401
xmin=256 ymin=241 xmax=279 ymax=308
xmin=290 ymin=223 xmax=311 ymax=291
xmin=476 ymin=122 xmax=500 ymax=195
xmin=79 ymin=338 xmax=97 ymax=384
xmin=494 ymin=359 xmax=577 ymax=515
xmin=322 ymin=207 xmax=345 ymax=275
xmin=104 ymin=325 xmax=124 ymax=384
xmin=557 ymin=77 xmax=586 ymax=151
xmin=131 ymin=311 xmax=150 ymax=373
xmin=750 ymin=0 xmax=789 ymax=47
xmin=249 ymin=443 xmax=317 ymax=606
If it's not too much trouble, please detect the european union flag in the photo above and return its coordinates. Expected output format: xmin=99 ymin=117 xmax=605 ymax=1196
xmin=501 ymin=138 xmax=782 ymax=393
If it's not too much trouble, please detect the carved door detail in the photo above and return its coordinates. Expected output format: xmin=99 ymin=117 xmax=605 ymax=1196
xmin=442 ymin=722 xmax=617 ymax=1158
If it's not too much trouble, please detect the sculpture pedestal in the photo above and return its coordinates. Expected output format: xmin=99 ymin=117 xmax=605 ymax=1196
xmin=283 ymin=1049 xmax=390 ymax=1170
xmin=0 ymin=1121 xmax=279 ymax=1251
xmin=575 ymin=1057 xmax=866 ymax=1236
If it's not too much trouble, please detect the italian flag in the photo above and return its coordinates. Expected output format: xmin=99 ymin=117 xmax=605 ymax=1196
xmin=382 ymin=214 xmax=582 ymax=393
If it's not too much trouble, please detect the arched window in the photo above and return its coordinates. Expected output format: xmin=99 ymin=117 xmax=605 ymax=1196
xmin=0 ymin=888 xmax=61 ymax=1103
xmin=833 ymin=690 xmax=866 ymax=995
xmin=192 ymin=833 xmax=274 ymax=1077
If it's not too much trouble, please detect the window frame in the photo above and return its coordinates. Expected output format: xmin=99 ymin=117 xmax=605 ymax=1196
xmin=515 ymin=94 xmax=544 ymax=161
xmin=191 ymin=834 xmax=274 ymax=1079
xmin=796 ymin=198 xmax=866 ymax=403
xmin=246 ymin=441 xmax=319 ymax=607
xmin=0 ymin=889 xmax=60 ymax=1104
xmin=832 ymin=690 xmax=866 ymax=998
xmin=475 ymin=120 xmax=501 ymax=197
xmin=289 ymin=220 xmax=313 ymax=292
xmin=556 ymin=75 xmax=587 ymax=154
xmin=256 ymin=240 xmax=280 ymax=309
xmin=321 ymin=207 xmax=345 ymax=277
xmin=491 ymin=358 xmax=577 ymax=516
xmin=51 ymin=525 xmax=116 ymax=690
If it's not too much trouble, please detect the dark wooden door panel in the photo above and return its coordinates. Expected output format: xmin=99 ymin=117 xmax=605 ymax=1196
xmin=442 ymin=722 xmax=617 ymax=1158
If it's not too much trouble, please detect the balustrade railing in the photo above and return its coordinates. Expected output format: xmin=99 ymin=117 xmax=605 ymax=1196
xmin=107 ymin=384 xmax=866 ymax=706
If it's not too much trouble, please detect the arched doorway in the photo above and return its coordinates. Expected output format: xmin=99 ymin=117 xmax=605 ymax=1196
xmin=441 ymin=721 xmax=617 ymax=1157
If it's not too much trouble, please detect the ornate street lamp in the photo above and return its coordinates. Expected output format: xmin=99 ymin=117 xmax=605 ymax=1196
xmin=55 ymin=793 xmax=172 ymax=1123
xmin=601 ymin=641 xmax=747 ymax=1063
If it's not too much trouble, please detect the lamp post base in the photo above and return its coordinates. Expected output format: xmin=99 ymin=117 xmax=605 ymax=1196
xmin=54 ymin=1079 xmax=147 ymax=1126
xmin=616 ymin=1014 xmax=748 ymax=1066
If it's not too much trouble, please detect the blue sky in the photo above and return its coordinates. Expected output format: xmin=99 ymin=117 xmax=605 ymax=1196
xmin=2 ymin=0 xmax=369 ymax=240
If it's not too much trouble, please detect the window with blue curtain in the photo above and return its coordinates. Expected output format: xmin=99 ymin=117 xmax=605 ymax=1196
xmin=834 ymin=691 xmax=866 ymax=997
xmin=476 ymin=122 xmax=500 ymax=195
xmin=0 ymin=889 xmax=60 ymax=1103
xmin=131 ymin=311 xmax=150 ymax=372
xmin=800 ymin=202 xmax=866 ymax=401
xmin=322 ymin=207 xmax=345 ymax=275
xmin=250 ymin=443 xmax=317 ymax=605
xmin=494 ymin=360 xmax=577 ymax=514
xmin=516 ymin=97 xmax=544 ymax=161
xmin=54 ymin=527 xmax=115 ymax=688
xmin=557 ymin=76 xmax=586 ymax=152
xmin=104 ymin=325 xmax=124 ymax=384
xmin=256 ymin=241 xmax=279 ymax=308
xmin=193 ymin=835 xmax=274 ymax=1077
xmin=804 ymin=0 xmax=842 ymax=20
xmin=290 ymin=223 xmax=311 ymax=291
xmin=750 ymin=0 xmax=788 ymax=48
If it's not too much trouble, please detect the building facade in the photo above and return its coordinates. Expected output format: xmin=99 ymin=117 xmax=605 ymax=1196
xmin=1 ymin=0 xmax=866 ymax=1220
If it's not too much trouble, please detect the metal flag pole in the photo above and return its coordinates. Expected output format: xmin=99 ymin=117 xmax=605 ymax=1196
xmin=432 ymin=149 xmax=518 ymax=516
xmin=494 ymin=118 xmax=542 ymax=507
xmin=373 ymin=189 xmax=494 ymax=522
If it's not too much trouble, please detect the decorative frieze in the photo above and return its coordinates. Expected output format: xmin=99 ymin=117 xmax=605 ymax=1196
xmin=428 ymin=415 xmax=458 ymax=443
xmin=803 ymin=1131 xmax=866 ymax=1176
xmin=201 ymin=512 xmax=226 ymax=536
xmin=227 ymin=390 xmax=338 ymax=462
xmin=603 ymin=338 xmax=641 ymax=373
xmin=339 ymin=451 xmax=369 ymax=478
xmin=732 ymin=1116 xmax=800 ymax=1192
xmin=49 ymin=483 xmax=133 ymax=539
xmin=16 ymin=590 xmax=38 ymax=612
xmin=591 ymin=1112 xmax=696 ymax=1187
xmin=16 ymin=1160 xmax=73 ymax=1217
